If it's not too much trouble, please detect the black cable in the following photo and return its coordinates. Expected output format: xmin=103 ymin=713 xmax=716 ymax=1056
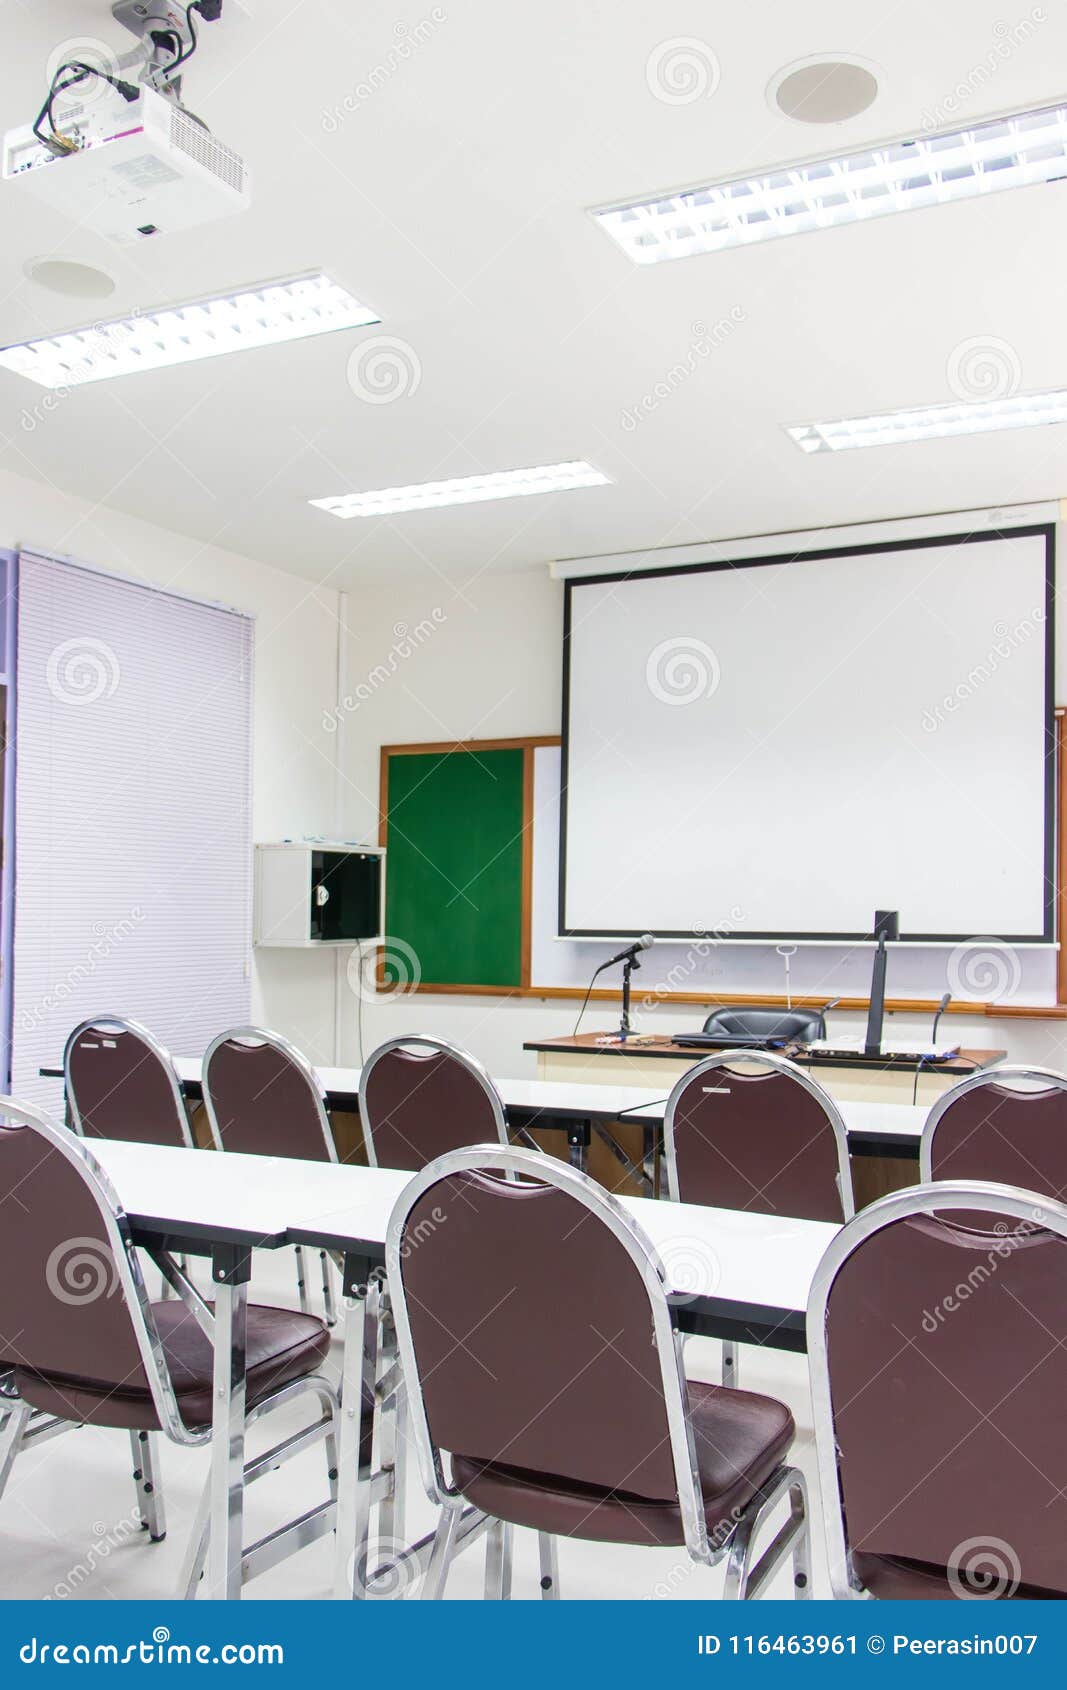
xmin=572 ymin=971 xmax=600 ymax=1037
xmin=33 ymin=61 xmax=139 ymax=154
xmin=167 ymin=3 xmax=201 ymax=74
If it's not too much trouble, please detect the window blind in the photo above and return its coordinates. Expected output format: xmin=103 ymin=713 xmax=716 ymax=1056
xmin=12 ymin=550 xmax=253 ymax=1106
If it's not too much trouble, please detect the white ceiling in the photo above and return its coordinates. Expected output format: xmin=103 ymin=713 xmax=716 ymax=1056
xmin=1 ymin=0 xmax=1066 ymax=584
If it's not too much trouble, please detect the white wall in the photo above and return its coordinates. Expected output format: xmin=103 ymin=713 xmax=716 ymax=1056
xmin=0 ymin=464 xmax=343 ymax=1064
xmin=338 ymin=544 xmax=1067 ymax=1080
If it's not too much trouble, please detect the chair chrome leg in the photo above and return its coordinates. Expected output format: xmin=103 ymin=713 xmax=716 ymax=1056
xmin=537 ymin=1532 xmax=560 ymax=1598
xmin=333 ymin=1279 xmax=380 ymax=1599
xmin=205 ymin=1277 xmax=249 ymax=1601
xmin=130 ymin=1429 xmax=166 ymax=1541
xmin=721 ymin=1341 xmax=739 ymax=1387
xmin=0 ymin=1401 xmax=30 ymax=1501
xmin=484 ymin=1518 xmax=513 ymax=1599
xmin=179 ymin=1473 xmax=212 ymax=1599
xmin=723 ymin=1466 xmax=810 ymax=1601
xmin=320 ymin=1252 xmax=337 ymax=1328
xmin=789 ymin=1476 xmax=812 ymax=1599
xmin=293 ymin=1246 xmax=310 ymax=1316
xmin=422 ymin=1506 xmax=461 ymax=1600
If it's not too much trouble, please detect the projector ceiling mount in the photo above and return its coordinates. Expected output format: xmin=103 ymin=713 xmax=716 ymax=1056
xmin=111 ymin=0 xmax=222 ymax=101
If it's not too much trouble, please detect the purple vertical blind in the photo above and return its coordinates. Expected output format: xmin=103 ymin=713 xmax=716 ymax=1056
xmin=13 ymin=550 xmax=253 ymax=1107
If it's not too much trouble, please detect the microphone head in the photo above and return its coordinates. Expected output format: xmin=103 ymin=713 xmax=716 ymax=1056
xmin=938 ymin=990 xmax=952 ymax=1011
xmin=638 ymin=933 xmax=655 ymax=951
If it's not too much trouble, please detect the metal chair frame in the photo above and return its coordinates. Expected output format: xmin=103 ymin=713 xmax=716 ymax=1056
xmin=0 ymin=1098 xmax=343 ymax=1598
xmin=385 ymin=1143 xmax=810 ymax=1600
xmin=64 ymin=1015 xmax=194 ymax=1148
xmin=919 ymin=1064 xmax=1067 ymax=1183
xmin=662 ymin=1049 xmax=853 ymax=1386
xmin=807 ymin=1178 xmax=1067 ymax=1600
xmin=203 ymin=1026 xmax=340 ymax=1324
xmin=358 ymin=1033 xmax=511 ymax=1167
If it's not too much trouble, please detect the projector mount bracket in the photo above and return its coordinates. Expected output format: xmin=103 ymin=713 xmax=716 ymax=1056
xmin=111 ymin=0 xmax=222 ymax=100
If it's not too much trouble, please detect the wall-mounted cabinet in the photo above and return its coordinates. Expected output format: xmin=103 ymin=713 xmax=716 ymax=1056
xmin=254 ymin=842 xmax=384 ymax=947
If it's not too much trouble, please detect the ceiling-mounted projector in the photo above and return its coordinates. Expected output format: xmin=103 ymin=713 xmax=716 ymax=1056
xmin=3 ymin=82 xmax=248 ymax=244
xmin=3 ymin=1 xmax=247 ymax=243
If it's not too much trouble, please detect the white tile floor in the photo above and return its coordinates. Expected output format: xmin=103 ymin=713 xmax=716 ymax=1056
xmin=0 ymin=1250 xmax=830 ymax=1602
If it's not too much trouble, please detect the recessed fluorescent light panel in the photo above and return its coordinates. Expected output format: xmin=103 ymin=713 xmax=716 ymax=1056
xmin=311 ymin=461 xmax=611 ymax=518
xmin=0 ymin=272 xmax=379 ymax=389
xmin=788 ymin=388 xmax=1067 ymax=452
xmin=595 ymin=103 xmax=1067 ymax=264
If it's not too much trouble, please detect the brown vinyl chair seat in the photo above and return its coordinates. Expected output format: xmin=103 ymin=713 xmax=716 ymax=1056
xmin=851 ymin=1552 xmax=1061 ymax=1602
xmin=14 ymin=1301 xmax=335 ymax=1434
xmin=452 ymin=1381 xmax=794 ymax=1547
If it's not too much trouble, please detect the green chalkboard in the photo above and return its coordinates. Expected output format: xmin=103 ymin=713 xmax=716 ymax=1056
xmin=382 ymin=746 xmax=526 ymax=989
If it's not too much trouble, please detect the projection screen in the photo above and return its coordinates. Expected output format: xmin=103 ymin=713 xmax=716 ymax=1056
xmin=560 ymin=527 xmax=1054 ymax=942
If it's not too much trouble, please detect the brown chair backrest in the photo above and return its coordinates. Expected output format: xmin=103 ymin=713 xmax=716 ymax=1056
xmin=203 ymin=1028 xmax=335 ymax=1162
xmin=921 ymin=1068 xmax=1067 ymax=1200
xmin=359 ymin=1036 xmax=507 ymax=1171
xmin=0 ymin=1102 xmax=160 ymax=1407
xmin=388 ymin=1148 xmax=698 ymax=1514
xmin=663 ymin=1051 xmax=852 ymax=1222
xmin=810 ymin=1181 xmax=1067 ymax=1597
xmin=64 ymin=1017 xmax=191 ymax=1148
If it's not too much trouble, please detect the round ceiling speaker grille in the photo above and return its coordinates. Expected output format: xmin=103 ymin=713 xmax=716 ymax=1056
xmin=772 ymin=59 xmax=879 ymax=124
xmin=24 ymin=258 xmax=117 ymax=299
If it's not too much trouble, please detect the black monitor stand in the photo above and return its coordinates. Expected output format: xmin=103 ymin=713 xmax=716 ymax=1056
xmin=863 ymin=909 xmax=899 ymax=1058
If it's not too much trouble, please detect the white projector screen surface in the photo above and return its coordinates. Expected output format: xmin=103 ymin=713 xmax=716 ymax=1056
xmin=561 ymin=529 xmax=1053 ymax=941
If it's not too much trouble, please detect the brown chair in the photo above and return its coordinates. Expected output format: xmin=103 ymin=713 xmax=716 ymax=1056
xmin=64 ymin=1016 xmax=193 ymax=1148
xmin=663 ymin=1050 xmax=853 ymax=1386
xmin=0 ymin=1098 xmax=344 ymax=1597
xmin=809 ymin=1179 xmax=1067 ymax=1600
xmin=203 ymin=1026 xmax=339 ymax=1323
xmin=359 ymin=1034 xmax=510 ymax=1171
xmin=920 ymin=1065 xmax=1067 ymax=1199
xmin=386 ymin=1144 xmax=811 ymax=1600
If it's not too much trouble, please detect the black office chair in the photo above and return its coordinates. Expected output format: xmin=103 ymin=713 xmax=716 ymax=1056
xmin=702 ymin=1007 xmax=826 ymax=1045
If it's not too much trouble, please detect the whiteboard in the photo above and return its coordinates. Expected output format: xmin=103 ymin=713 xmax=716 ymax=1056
xmin=561 ymin=529 xmax=1054 ymax=943
xmin=531 ymin=746 xmax=1055 ymax=1006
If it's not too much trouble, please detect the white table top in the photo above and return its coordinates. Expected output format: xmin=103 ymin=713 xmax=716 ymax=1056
xmin=87 ymin=1137 xmax=834 ymax=1323
xmin=171 ymin=1057 xmax=670 ymax=1123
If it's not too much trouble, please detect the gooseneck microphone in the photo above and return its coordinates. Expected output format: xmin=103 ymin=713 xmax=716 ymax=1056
xmin=931 ymin=990 xmax=951 ymax=1046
